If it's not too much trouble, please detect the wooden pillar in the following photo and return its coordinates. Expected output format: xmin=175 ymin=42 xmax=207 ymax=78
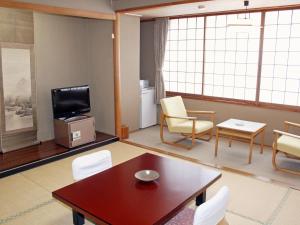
xmin=113 ymin=13 xmax=122 ymax=138
xmin=255 ymin=12 xmax=265 ymax=103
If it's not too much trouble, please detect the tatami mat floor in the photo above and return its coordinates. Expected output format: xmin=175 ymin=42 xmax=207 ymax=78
xmin=0 ymin=142 xmax=299 ymax=225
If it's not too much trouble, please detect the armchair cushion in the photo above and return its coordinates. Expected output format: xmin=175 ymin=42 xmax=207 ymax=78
xmin=170 ymin=120 xmax=213 ymax=134
xmin=277 ymin=135 xmax=300 ymax=158
xmin=161 ymin=96 xmax=188 ymax=127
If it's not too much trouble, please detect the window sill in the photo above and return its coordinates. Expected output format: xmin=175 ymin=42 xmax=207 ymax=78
xmin=166 ymin=91 xmax=300 ymax=113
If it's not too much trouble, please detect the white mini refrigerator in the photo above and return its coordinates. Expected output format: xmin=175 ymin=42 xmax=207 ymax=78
xmin=140 ymin=87 xmax=157 ymax=128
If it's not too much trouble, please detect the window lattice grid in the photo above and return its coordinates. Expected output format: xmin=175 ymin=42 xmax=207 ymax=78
xmin=203 ymin=13 xmax=261 ymax=100
xmin=260 ymin=9 xmax=300 ymax=106
xmin=163 ymin=17 xmax=204 ymax=94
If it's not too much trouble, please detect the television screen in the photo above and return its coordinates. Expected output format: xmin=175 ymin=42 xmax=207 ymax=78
xmin=51 ymin=85 xmax=90 ymax=119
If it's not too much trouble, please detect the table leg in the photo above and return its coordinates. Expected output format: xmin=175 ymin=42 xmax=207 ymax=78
xmin=248 ymin=137 xmax=254 ymax=164
xmin=73 ymin=210 xmax=84 ymax=225
xmin=214 ymin=128 xmax=219 ymax=157
xmin=196 ymin=191 xmax=206 ymax=206
xmin=260 ymin=129 xmax=265 ymax=154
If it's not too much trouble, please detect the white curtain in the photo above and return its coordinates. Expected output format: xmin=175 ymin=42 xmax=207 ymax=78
xmin=154 ymin=18 xmax=169 ymax=104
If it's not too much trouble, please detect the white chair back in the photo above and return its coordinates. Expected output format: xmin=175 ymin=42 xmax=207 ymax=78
xmin=160 ymin=96 xmax=188 ymax=128
xmin=72 ymin=150 xmax=112 ymax=181
xmin=193 ymin=186 xmax=230 ymax=225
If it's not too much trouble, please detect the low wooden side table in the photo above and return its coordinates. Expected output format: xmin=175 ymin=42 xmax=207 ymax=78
xmin=215 ymin=118 xmax=266 ymax=164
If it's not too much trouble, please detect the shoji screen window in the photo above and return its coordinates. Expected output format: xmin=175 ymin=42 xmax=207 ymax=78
xmin=260 ymin=10 xmax=300 ymax=106
xmin=163 ymin=17 xmax=204 ymax=94
xmin=204 ymin=13 xmax=261 ymax=100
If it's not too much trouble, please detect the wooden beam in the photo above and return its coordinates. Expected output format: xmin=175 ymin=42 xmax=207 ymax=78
xmin=201 ymin=17 xmax=206 ymax=95
xmin=116 ymin=0 xmax=211 ymax=13
xmin=141 ymin=3 xmax=300 ymax=21
xmin=0 ymin=0 xmax=116 ymax=20
xmin=255 ymin=12 xmax=265 ymax=102
xmin=113 ymin=13 xmax=122 ymax=138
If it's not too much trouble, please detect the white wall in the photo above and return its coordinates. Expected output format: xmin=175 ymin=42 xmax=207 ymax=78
xmin=18 ymin=0 xmax=114 ymax=13
xmin=34 ymin=13 xmax=115 ymax=141
xmin=34 ymin=13 xmax=88 ymax=141
xmin=120 ymin=14 xmax=141 ymax=131
xmin=86 ymin=19 xmax=115 ymax=135
xmin=140 ymin=21 xmax=155 ymax=86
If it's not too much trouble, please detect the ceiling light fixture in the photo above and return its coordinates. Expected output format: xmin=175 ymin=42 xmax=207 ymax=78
xmin=227 ymin=0 xmax=260 ymax=28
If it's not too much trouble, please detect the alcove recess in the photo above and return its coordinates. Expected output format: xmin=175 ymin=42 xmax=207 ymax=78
xmin=0 ymin=8 xmax=38 ymax=153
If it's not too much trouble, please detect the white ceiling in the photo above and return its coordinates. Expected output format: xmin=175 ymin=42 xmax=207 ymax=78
xmin=130 ymin=0 xmax=300 ymax=19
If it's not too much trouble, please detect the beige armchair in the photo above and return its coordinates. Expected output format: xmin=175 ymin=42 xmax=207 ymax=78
xmin=160 ymin=96 xmax=215 ymax=150
xmin=273 ymin=121 xmax=300 ymax=175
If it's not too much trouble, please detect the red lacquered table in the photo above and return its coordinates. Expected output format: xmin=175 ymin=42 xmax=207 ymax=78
xmin=52 ymin=153 xmax=221 ymax=225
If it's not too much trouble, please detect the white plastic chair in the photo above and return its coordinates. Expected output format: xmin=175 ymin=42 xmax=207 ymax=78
xmin=72 ymin=150 xmax=112 ymax=181
xmin=165 ymin=186 xmax=230 ymax=225
xmin=193 ymin=186 xmax=229 ymax=225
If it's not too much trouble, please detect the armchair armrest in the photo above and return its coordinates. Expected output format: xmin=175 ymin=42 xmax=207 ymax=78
xmin=284 ymin=121 xmax=300 ymax=129
xmin=165 ymin=115 xmax=197 ymax=120
xmin=273 ymin=130 xmax=300 ymax=139
xmin=187 ymin=110 xmax=216 ymax=114
xmin=186 ymin=110 xmax=216 ymax=124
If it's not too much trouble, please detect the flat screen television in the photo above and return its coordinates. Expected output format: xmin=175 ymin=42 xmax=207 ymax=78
xmin=51 ymin=85 xmax=90 ymax=119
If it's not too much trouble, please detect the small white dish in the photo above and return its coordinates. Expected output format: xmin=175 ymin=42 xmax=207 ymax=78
xmin=135 ymin=170 xmax=160 ymax=182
